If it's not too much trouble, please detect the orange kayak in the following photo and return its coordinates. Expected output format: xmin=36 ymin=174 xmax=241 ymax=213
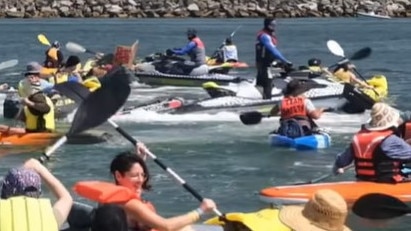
xmin=0 ymin=132 xmax=62 ymax=146
xmin=259 ymin=181 xmax=411 ymax=205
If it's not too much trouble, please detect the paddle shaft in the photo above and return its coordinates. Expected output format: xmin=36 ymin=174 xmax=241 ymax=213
xmin=38 ymin=136 xmax=68 ymax=164
xmin=211 ymin=25 xmax=242 ymax=57
xmin=106 ymin=119 xmax=222 ymax=216
xmin=293 ymin=164 xmax=354 ymax=185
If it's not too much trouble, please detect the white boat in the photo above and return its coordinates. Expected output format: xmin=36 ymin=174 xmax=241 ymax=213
xmin=357 ymin=11 xmax=391 ymax=19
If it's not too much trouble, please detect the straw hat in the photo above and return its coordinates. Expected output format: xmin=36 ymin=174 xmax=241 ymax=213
xmin=279 ymin=189 xmax=351 ymax=231
xmin=364 ymin=102 xmax=400 ymax=131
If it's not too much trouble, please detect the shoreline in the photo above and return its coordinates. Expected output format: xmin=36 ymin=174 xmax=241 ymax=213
xmin=0 ymin=0 xmax=408 ymax=19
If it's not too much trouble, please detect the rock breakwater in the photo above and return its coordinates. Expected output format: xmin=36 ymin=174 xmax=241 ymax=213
xmin=1 ymin=0 xmax=410 ymax=18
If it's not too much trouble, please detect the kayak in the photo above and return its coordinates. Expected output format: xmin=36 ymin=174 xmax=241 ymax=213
xmin=269 ymin=132 xmax=331 ymax=150
xmin=3 ymin=91 xmax=77 ymax=120
xmin=0 ymin=130 xmax=112 ymax=146
xmin=134 ymin=71 xmax=242 ymax=87
xmin=259 ymin=181 xmax=411 ymax=205
xmin=206 ymin=57 xmax=249 ymax=74
xmin=357 ymin=11 xmax=391 ymax=19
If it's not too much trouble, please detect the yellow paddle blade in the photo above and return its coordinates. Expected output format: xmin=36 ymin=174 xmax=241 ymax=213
xmin=37 ymin=34 xmax=51 ymax=46
xmin=204 ymin=209 xmax=291 ymax=231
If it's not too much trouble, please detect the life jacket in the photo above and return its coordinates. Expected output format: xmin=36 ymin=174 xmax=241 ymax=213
xmin=24 ymin=95 xmax=55 ymax=133
xmin=255 ymin=30 xmax=278 ymax=65
xmin=45 ymin=47 xmax=59 ymax=68
xmin=0 ymin=196 xmax=58 ymax=231
xmin=222 ymin=45 xmax=238 ymax=62
xmin=352 ymin=128 xmax=406 ymax=183
xmin=188 ymin=37 xmax=206 ymax=66
xmin=73 ymin=181 xmax=157 ymax=231
xmin=48 ymin=72 xmax=69 ymax=84
xmin=333 ymin=68 xmax=352 ymax=83
xmin=308 ymin=66 xmax=322 ymax=73
xmin=82 ymin=76 xmax=101 ymax=92
xmin=280 ymin=96 xmax=307 ymax=120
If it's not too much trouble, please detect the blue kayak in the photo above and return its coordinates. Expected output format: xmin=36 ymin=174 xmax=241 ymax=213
xmin=268 ymin=132 xmax=331 ymax=150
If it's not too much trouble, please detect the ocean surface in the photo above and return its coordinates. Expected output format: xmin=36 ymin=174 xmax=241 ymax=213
xmin=0 ymin=17 xmax=411 ymax=230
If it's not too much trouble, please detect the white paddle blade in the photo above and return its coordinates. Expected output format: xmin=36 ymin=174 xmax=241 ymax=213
xmin=0 ymin=59 xmax=18 ymax=70
xmin=327 ymin=40 xmax=345 ymax=57
xmin=65 ymin=42 xmax=87 ymax=53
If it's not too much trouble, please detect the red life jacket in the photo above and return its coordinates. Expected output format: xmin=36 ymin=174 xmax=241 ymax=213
xmin=256 ymin=30 xmax=278 ymax=46
xmin=280 ymin=96 xmax=307 ymax=120
xmin=352 ymin=129 xmax=404 ymax=183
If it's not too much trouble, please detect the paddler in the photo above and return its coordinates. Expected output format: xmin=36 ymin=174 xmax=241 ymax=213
xmin=270 ymin=79 xmax=326 ymax=138
xmin=77 ymin=144 xmax=218 ymax=231
xmin=333 ymin=102 xmax=411 ymax=183
xmin=18 ymin=62 xmax=55 ymax=98
xmin=213 ymin=37 xmax=239 ymax=63
xmin=0 ymin=158 xmax=73 ymax=230
xmin=255 ymin=17 xmax=293 ymax=99
xmin=44 ymin=40 xmax=64 ymax=68
xmin=332 ymin=63 xmax=374 ymax=89
xmin=48 ymin=55 xmax=83 ymax=84
xmin=165 ymin=28 xmax=209 ymax=75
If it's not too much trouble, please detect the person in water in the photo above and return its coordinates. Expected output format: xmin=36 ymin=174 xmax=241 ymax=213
xmin=333 ymin=102 xmax=411 ymax=183
xmin=332 ymin=63 xmax=374 ymax=89
xmin=0 ymin=158 xmax=73 ymax=230
xmin=44 ymin=40 xmax=64 ymax=68
xmin=256 ymin=17 xmax=293 ymax=99
xmin=270 ymin=79 xmax=326 ymax=138
xmin=166 ymin=28 xmax=209 ymax=75
xmin=214 ymin=37 xmax=238 ymax=63
xmin=109 ymin=145 xmax=217 ymax=231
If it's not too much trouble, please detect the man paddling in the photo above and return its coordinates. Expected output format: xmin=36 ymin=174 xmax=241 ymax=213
xmin=44 ymin=41 xmax=64 ymax=68
xmin=333 ymin=102 xmax=411 ymax=183
xmin=270 ymin=79 xmax=326 ymax=138
xmin=255 ymin=18 xmax=293 ymax=99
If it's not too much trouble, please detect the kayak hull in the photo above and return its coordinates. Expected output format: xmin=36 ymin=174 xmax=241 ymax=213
xmin=0 ymin=130 xmax=112 ymax=146
xmin=269 ymin=133 xmax=331 ymax=150
xmin=259 ymin=181 xmax=411 ymax=205
xmin=134 ymin=71 xmax=240 ymax=87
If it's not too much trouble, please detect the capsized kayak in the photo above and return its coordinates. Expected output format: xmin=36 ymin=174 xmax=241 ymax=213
xmin=269 ymin=132 xmax=331 ymax=150
xmin=134 ymin=71 xmax=242 ymax=87
xmin=0 ymin=130 xmax=112 ymax=146
xmin=259 ymin=181 xmax=411 ymax=205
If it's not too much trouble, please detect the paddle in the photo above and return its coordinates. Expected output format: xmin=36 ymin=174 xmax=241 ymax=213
xmin=327 ymin=40 xmax=379 ymax=97
xmin=38 ymin=66 xmax=131 ymax=163
xmin=37 ymin=34 xmax=51 ymax=46
xmin=239 ymin=108 xmax=336 ymax=125
xmin=53 ymin=82 xmax=224 ymax=217
xmin=292 ymin=165 xmax=354 ymax=185
xmin=352 ymin=193 xmax=411 ymax=219
xmin=0 ymin=59 xmax=18 ymax=70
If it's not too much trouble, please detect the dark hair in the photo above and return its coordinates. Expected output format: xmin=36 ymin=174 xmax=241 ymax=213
xmin=110 ymin=151 xmax=151 ymax=190
xmin=91 ymin=204 xmax=128 ymax=231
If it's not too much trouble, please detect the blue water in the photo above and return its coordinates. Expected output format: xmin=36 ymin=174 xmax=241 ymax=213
xmin=0 ymin=17 xmax=410 ymax=230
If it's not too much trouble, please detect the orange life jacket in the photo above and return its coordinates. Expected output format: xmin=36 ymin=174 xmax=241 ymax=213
xmin=352 ymin=128 xmax=404 ymax=183
xmin=280 ymin=96 xmax=307 ymax=120
xmin=74 ymin=181 xmax=157 ymax=231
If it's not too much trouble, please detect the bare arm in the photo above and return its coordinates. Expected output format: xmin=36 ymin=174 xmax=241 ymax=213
xmin=23 ymin=158 xmax=73 ymax=228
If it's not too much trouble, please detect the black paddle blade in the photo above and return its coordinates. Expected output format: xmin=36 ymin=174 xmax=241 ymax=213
xmin=239 ymin=111 xmax=263 ymax=125
xmin=350 ymin=47 xmax=372 ymax=61
xmin=352 ymin=193 xmax=411 ymax=219
xmin=68 ymin=67 xmax=132 ymax=135
xmin=54 ymin=82 xmax=90 ymax=103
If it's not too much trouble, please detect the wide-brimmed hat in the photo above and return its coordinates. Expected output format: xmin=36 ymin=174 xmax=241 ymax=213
xmin=279 ymin=189 xmax=351 ymax=231
xmin=283 ymin=79 xmax=313 ymax=96
xmin=24 ymin=62 xmax=42 ymax=76
xmin=364 ymin=102 xmax=400 ymax=131
xmin=1 ymin=167 xmax=42 ymax=199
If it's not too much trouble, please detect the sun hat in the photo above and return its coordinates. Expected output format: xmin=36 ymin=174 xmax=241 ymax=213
xmin=1 ymin=167 xmax=42 ymax=199
xmin=24 ymin=62 xmax=42 ymax=76
xmin=364 ymin=102 xmax=400 ymax=131
xmin=283 ymin=79 xmax=313 ymax=96
xmin=279 ymin=189 xmax=351 ymax=231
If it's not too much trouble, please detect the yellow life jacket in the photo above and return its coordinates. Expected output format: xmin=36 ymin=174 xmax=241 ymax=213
xmin=24 ymin=95 xmax=55 ymax=133
xmin=308 ymin=66 xmax=322 ymax=73
xmin=82 ymin=59 xmax=96 ymax=74
xmin=48 ymin=73 xmax=68 ymax=84
xmin=362 ymin=75 xmax=389 ymax=101
xmin=0 ymin=196 xmax=58 ymax=231
xmin=205 ymin=208 xmax=291 ymax=231
xmin=333 ymin=69 xmax=352 ymax=83
xmin=82 ymin=76 xmax=101 ymax=92
xmin=47 ymin=47 xmax=58 ymax=61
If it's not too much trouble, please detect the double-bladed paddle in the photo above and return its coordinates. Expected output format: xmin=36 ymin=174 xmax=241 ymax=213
xmin=38 ymin=66 xmax=131 ymax=163
xmin=65 ymin=41 xmax=115 ymax=66
xmin=352 ymin=193 xmax=411 ymax=219
xmin=0 ymin=59 xmax=18 ymax=71
xmin=37 ymin=34 xmax=51 ymax=46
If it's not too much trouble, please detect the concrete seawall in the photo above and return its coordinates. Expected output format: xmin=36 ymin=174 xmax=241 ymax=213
xmin=1 ymin=0 xmax=408 ymax=18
